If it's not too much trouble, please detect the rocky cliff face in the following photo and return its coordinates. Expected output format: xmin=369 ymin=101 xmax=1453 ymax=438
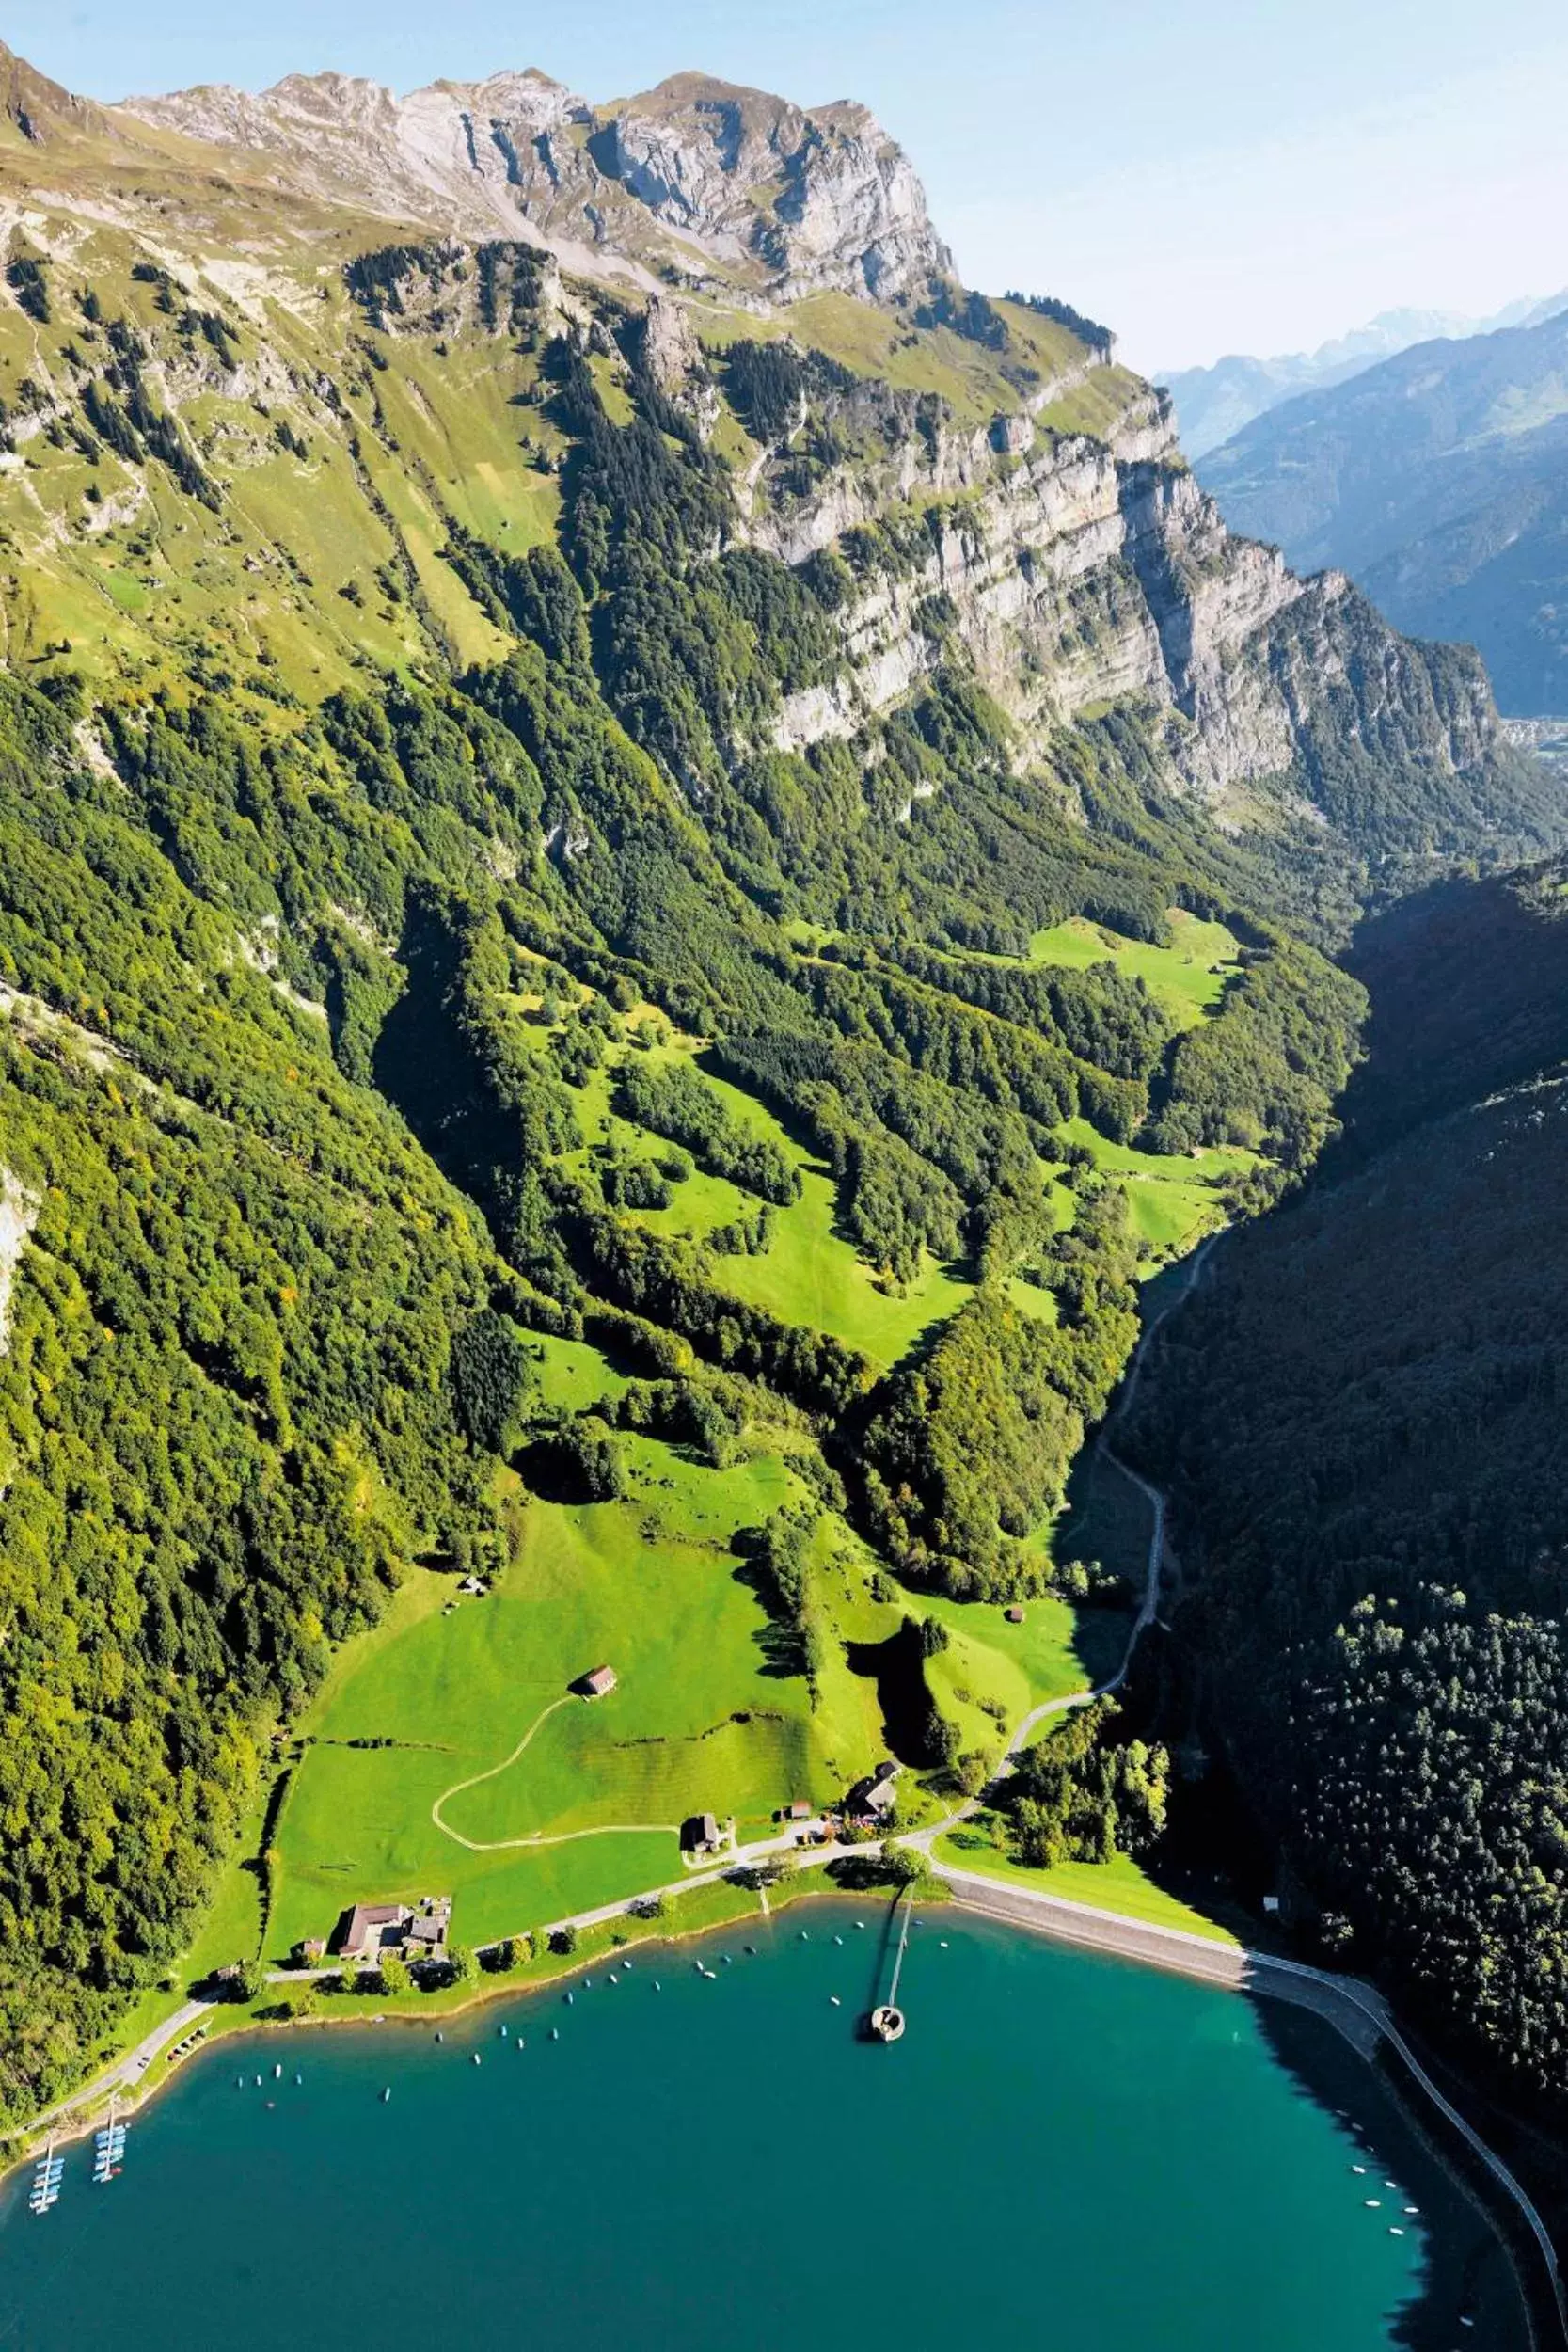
xmin=0 ymin=40 xmax=1540 ymax=879
xmin=122 ymin=66 xmax=951 ymax=307
xmin=740 ymin=355 xmax=1502 ymax=818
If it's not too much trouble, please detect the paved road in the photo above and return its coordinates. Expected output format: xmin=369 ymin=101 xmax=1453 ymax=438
xmin=943 ymin=1859 xmax=1564 ymax=2334
xmin=20 ymin=1998 xmax=214 ymax=2141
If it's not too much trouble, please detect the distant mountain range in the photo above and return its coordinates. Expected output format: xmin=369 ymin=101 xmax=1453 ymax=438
xmin=1195 ymin=306 xmax=1568 ymax=717
xmin=1164 ymin=294 xmax=1568 ymax=459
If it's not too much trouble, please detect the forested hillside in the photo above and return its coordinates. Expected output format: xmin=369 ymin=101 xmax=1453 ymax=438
xmin=0 ymin=40 xmax=1557 ymax=2129
xmin=1131 ymin=859 xmax=1568 ymax=2121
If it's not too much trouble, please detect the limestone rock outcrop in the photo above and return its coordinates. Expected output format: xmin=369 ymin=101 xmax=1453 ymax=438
xmin=124 ymin=68 xmax=950 ymax=308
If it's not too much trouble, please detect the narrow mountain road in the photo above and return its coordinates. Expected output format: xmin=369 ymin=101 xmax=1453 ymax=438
xmin=915 ymin=1234 xmax=1216 ymax=1838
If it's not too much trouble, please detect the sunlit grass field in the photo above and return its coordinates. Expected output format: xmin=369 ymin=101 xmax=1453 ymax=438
xmin=1028 ymin=907 xmax=1243 ymax=1027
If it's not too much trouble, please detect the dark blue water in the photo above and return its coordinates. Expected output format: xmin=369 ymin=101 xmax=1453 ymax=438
xmin=0 ymin=1908 xmax=1528 ymax=2349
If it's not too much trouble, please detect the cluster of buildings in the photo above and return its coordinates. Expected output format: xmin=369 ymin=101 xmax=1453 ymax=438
xmin=319 ymin=1893 xmax=453 ymax=1967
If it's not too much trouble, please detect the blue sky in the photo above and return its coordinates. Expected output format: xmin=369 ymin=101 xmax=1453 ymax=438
xmin=14 ymin=0 xmax=1568 ymax=369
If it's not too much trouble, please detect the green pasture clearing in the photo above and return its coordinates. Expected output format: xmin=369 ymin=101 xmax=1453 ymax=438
xmin=526 ymin=1328 xmax=631 ymax=1415
xmin=932 ymin=1827 xmax=1237 ymax=1944
xmin=270 ymin=1435 xmax=887 ymax=1957
xmin=544 ymin=1027 xmax=972 ymax=1372
xmin=1055 ymin=1116 xmax=1247 ymax=1262
xmin=917 ymin=1589 xmax=1086 ymax=1760
xmin=1028 ymin=908 xmax=1242 ymax=1027
xmin=697 ymin=1068 xmax=970 ymax=1365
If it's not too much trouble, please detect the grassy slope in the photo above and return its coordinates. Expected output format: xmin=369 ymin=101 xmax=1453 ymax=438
xmin=1028 ymin=909 xmax=1242 ymax=1027
xmin=930 ymin=1827 xmax=1238 ymax=1944
xmin=269 ymin=957 xmax=1242 ymax=1956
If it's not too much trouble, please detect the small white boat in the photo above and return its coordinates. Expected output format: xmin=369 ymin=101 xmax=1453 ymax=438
xmin=1365 ymin=2199 xmax=1381 ymax=2209
xmin=381 ymin=2087 xmax=390 ymax=2103
xmin=830 ymin=1995 xmax=841 ymax=2007
xmin=472 ymin=2053 xmax=482 ymax=2066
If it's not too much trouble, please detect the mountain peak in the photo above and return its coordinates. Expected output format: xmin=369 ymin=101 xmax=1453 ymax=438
xmin=119 ymin=58 xmax=949 ymax=305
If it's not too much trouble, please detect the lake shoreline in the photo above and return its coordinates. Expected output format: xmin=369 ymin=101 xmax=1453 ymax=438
xmin=0 ymin=1899 xmax=1535 ymax=2352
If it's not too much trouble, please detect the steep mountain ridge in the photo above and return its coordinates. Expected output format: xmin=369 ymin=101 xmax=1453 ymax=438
xmin=120 ymin=63 xmax=951 ymax=309
xmin=1196 ymin=307 xmax=1568 ymax=715
xmin=1164 ymin=291 xmax=1568 ymax=459
xmin=0 ymin=85 xmax=1546 ymax=911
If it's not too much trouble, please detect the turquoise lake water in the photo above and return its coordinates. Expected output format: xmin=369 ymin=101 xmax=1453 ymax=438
xmin=0 ymin=1906 xmax=1528 ymax=2350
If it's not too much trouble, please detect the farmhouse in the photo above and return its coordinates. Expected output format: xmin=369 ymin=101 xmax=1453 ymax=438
xmin=846 ymin=1761 xmax=900 ymax=1822
xmin=683 ymin=1811 xmax=723 ymax=1855
xmin=578 ymin=1663 xmax=617 ymax=1698
xmin=337 ymin=1893 xmax=452 ymax=1963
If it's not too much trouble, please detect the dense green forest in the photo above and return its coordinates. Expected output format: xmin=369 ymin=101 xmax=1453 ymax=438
xmin=0 ymin=182 xmax=1557 ymax=2136
xmin=1130 ymin=860 xmax=1568 ymax=2120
